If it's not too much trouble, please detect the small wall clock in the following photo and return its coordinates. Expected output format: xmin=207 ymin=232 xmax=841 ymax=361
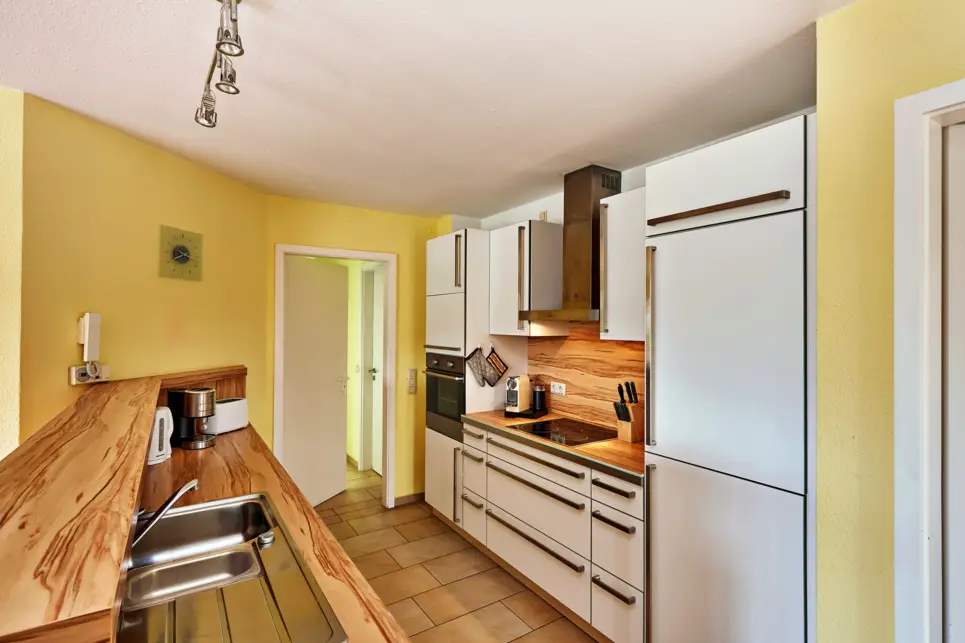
xmin=159 ymin=225 xmax=203 ymax=281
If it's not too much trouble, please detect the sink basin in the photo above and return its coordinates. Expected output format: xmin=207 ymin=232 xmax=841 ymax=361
xmin=118 ymin=494 xmax=346 ymax=643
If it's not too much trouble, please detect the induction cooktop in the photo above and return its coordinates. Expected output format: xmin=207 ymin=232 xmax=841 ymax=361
xmin=513 ymin=418 xmax=617 ymax=446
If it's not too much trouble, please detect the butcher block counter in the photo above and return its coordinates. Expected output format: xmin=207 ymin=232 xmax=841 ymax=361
xmin=462 ymin=410 xmax=646 ymax=480
xmin=0 ymin=366 xmax=406 ymax=643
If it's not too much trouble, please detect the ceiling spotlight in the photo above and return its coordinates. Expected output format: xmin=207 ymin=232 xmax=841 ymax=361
xmin=216 ymin=0 xmax=244 ymax=57
xmin=216 ymin=55 xmax=239 ymax=94
xmin=194 ymin=89 xmax=217 ymax=128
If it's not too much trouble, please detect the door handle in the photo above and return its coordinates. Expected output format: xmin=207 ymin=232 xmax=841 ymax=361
xmin=645 ymin=246 xmax=656 ymax=447
xmin=517 ymin=225 xmax=526 ymax=331
xmin=600 ymin=203 xmax=608 ymax=335
xmin=454 ymin=234 xmax=463 ymax=288
xmin=452 ymin=447 xmax=461 ymax=523
xmin=592 ymin=510 xmax=636 ymax=534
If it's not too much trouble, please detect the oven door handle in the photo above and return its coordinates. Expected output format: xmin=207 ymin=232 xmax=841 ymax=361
xmin=422 ymin=370 xmax=465 ymax=382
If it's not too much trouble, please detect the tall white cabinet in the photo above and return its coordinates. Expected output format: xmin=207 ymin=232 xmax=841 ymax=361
xmin=425 ymin=229 xmax=490 ymax=357
xmin=599 ymin=188 xmax=648 ymax=342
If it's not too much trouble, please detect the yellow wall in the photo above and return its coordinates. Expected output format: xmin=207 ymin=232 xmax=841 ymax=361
xmin=817 ymin=0 xmax=965 ymax=640
xmin=266 ymin=197 xmax=437 ymax=497
xmin=19 ymin=96 xmax=270 ymax=440
xmin=0 ymin=88 xmax=23 ymax=459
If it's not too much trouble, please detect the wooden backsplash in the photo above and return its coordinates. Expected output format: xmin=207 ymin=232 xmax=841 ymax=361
xmin=528 ymin=323 xmax=645 ymax=429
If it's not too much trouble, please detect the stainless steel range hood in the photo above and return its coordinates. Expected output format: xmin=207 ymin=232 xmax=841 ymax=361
xmin=519 ymin=165 xmax=622 ymax=323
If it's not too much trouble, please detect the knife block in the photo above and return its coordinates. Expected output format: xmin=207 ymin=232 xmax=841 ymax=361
xmin=617 ymin=402 xmax=646 ymax=443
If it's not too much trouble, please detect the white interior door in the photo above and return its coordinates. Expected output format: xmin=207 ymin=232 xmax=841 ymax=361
xmin=361 ymin=265 xmax=386 ymax=476
xmin=944 ymin=123 xmax=965 ymax=641
xmin=283 ymin=255 xmax=349 ymax=506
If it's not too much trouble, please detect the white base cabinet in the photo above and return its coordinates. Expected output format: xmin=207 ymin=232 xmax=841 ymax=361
xmin=460 ymin=488 xmax=487 ymax=545
xmin=591 ymin=565 xmax=644 ymax=643
xmin=424 ymin=428 xmax=461 ymax=524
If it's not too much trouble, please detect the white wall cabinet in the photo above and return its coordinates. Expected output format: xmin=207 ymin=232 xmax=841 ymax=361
xmin=426 ymin=231 xmax=466 ymax=296
xmin=424 ymin=427 xmax=462 ymax=523
xmin=489 ymin=221 xmax=564 ymax=336
xmin=599 ymin=187 xmax=647 ymax=341
xmin=425 ymin=293 xmax=465 ymax=355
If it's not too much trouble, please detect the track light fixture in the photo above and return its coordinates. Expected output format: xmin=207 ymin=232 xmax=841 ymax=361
xmin=216 ymin=54 xmax=239 ymax=95
xmin=216 ymin=0 xmax=244 ymax=57
xmin=194 ymin=88 xmax=217 ymax=128
xmin=194 ymin=0 xmax=245 ymax=128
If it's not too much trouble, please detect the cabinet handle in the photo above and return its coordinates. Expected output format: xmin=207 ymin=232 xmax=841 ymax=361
xmin=461 ymin=493 xmax=484 ymax=510
xmin=487 ymin=461 xmax=585 ymax=511
xmin=487 ymin=438 xmax=585 ymax=479
xmin=592 ymin=477 xmax=636 ymax=499
xmin=644 ymin=464 xmax=655 ymax=643
xmin=462 ymin=428 xmax=484 ymax=440
xmin=592 ymin=575 xmax=637 ymax=606
xmin=424 ymin=344 xmax=462 ymax=352
xmin=517 ymin=225 xmax=526 ymax=331
xmin=647 ymin=190 xmax=791 ymax=226
xmin=645 ymin=246 xmax=656 ymax=447
xmin=600 ymin=203 xmax=608 ymax=334
xmin=454 ymin=234 xmax=463 ymax=288
xmin=423 ymin=369 xmax=465 ymax=382
xmin=452 ymin=447 xmax=461 ymax=523
xmin=462 ymin=450 xmax=484 ymax=463
xmin=487 ymin=509 xmax=585 ymax=573
xmin=592 ymin=510 xmax=636 ymax=534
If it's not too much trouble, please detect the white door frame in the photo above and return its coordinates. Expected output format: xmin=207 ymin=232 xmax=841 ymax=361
xmin=894 ymin=77 xmax=965 ymax=643
xmin=274 ymin=244 xmax=399 ymax=509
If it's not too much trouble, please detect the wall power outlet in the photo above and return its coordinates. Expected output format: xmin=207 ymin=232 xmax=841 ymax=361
xmin=550 ymin=382 xmax=566 ymax=396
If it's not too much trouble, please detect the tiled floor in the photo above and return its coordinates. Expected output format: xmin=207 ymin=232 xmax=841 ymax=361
xmin=314 ymin=489 xmax=594 ymax=642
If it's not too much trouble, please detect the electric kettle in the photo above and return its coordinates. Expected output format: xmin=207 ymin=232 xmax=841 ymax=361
xmin=148 ymin=407 xmax=174 ymax=465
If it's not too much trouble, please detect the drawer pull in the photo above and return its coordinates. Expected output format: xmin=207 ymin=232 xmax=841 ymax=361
xmin=647 ymin=190 xmax=792 ymax=226
xmin=462 ymin=494 xmax=484 ymax=510
xmin=487 ymin=462 xmax=585 ymax=511
xmin=487 ymin=509 xmax=585 ymax=573
xmin=462 ymin=428 xmax=485 ymax=440
xmin=592 ymin=478 xmax=636 ymax=499
xmin=487 ymin=438 xmax=586 ymax=479
xmin=592 ymin=510 xmax=636 ymax=535
xmin=592 ymin=575 xmax=637 ymax=606
xmin=462 ymin=450 xmax=484 ymax=463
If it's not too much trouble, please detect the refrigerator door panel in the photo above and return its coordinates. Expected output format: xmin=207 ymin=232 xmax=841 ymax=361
xmin=647 ymin=211 xmax=805 ymax=493
xmin=649 ymin=453 xmax=805 ymax=643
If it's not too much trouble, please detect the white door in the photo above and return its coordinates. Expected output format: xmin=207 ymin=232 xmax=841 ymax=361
xmin=426 ymin=231 xmax=465 ymax=296
xmin=425 ymin=427 xmax=459 ymax=522
xmin=282 ymin=256 xmax=349 ymax=506
xmin=648 ymin=211 xmax=805 ymax=493
xmin=944 ymin=123 xmax=965 ymax=640
xmin=370 ymin=265 xmax=386 ymax=475
xmin=489 ymin=223 xmax=529 ymax=336
xmin=600 ymin=188 xmax=647 ymax=341
xmin=649 ymin=453 xmax=805 ymax=643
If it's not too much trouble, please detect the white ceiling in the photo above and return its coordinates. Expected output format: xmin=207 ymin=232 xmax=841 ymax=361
xmin=0 ymin=1 xmax=854 ymax=217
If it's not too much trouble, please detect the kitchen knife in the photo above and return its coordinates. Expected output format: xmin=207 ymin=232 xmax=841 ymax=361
xmin=628 ymin=381 xmax=638 ymax=404
xmin=620 ymin=403 xmax=630 ymax=422
xmin=624 ymin=381 xmax=635 ymax=403
xmin=617 ymin=384 xmax=626 ymax=404
xmin=613 ymin=401 xmax=623 ymax=421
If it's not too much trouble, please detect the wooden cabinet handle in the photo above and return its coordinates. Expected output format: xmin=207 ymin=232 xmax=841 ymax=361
xmin=592 ymin=510 xmax=636 ymax=534
xmin=487 ymin=462 xmax=585 ymax=511
xmin=647 ymin=190 xmax=791 ymax=226
xmin=487 ymin=509 xmax=585 ymax=573
xmin=461 ymin=493 xmax=484 ymax=510
xmin=592 ymin=575 xmax=637 ymax=605
xmin=486 ymin=438 xmax=585 ymax=479
xmin=592 ymin=478 xmax=636 ymax=499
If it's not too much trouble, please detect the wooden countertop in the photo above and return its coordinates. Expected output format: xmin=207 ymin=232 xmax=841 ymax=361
xmin=0 ymin=376 xmax=162 ymax=641
xmin=140 ymin=426 xmax=408 ymax=642
xmin=463 ymin=410 xmax=647 ymax=476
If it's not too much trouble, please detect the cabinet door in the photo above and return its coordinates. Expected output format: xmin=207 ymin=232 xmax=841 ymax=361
xmin=425 ymin=293 xmax=465 ymax=355
xmin=648 ymin=211 xmax=805 ymax=493
xmin=649 ymin=454 xmax=805 ymax=643
xmin=426 ymin=231 xmax=465 ymax=296
xmin=424 ymin=428 xmax=460 ymax=522
xmin=489 ymin=224 xmax=529 ymax=336
xmin=600 ymin=188 xmax=647 ymax=341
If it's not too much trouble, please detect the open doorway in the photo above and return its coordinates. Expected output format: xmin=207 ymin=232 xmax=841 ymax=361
xmin=274 ymin=245 xmax=397 ymax=509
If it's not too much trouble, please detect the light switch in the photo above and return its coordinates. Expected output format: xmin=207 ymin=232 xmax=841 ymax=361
xmin=408 ymin=368 xmax=417 ymax=394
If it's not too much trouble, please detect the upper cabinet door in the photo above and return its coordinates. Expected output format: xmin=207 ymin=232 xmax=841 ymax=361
xmin=426 ymin=293 xmax=465 ymax=355
xmin=489 ymin=223 xmax=530 ymax=336
xmin=427 ymin=231 xmax=466 ymax=296
xmin=600 ymin=188 xmax=647 ymax=342
xmin=645 ymin=116 xmax=806 ymax=235
xmin=647 ymin=211 xmax=805 ymax=493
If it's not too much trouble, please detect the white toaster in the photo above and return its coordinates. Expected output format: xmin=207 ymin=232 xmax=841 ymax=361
xmin=148 ymin=407 xmax=173 ymax=465
xmin=207 ymin=398 xmax=249 ymax=435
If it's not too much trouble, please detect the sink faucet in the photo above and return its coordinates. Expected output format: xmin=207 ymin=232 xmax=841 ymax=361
xmin=132 ymin=479 xmax=199 ymax=547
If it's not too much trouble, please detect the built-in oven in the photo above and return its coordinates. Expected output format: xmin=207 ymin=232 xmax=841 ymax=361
xmin=424 ymin=352 xmax=465 ymax=442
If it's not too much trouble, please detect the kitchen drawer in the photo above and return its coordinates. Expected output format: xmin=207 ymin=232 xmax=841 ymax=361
xmin=462 ymin=445 xmax=486 ymax=496
xmin=591 ymin=565 xmax=644 ymax=643
xmin=591 ymin=471 xmax=644 ymax=520
xmin=486 ymin=433 xmax=591 ymax=496
xmin=461 ymin=424 xmax=487 ymax=451
xmin=645 ymin=116 xmax=805 ymax=235
xmin=486 ymin=503 xmax=590 ymax=622
xmin=461 ymin=488 xmax=486 ymax=545
xmin=487 ymin=453 xmax=590 ymax=558
xmin=425 ymin=293 xmax=465 ymax=356
xmin=591 ymin=501 xmax=644 ymax=591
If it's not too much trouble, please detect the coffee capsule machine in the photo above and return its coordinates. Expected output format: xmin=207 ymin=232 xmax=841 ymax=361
xmin=168 ymin=387 xmax=217 ymax=450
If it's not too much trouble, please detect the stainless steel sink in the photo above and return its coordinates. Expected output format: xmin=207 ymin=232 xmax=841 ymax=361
xmin=118 ymin=494 xmax=346 ymax=643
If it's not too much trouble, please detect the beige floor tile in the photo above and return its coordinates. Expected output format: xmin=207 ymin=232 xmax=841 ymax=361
xmin=349 ymin=505 xmax=429 ymax=535
xmin=395 ymin=517 xmax=451 ymax=542
xmin=413 ymin=568 xmax=524 ymax=625
xmin=511 ymin=618 xmax=594 ymax=643
xmin=388 ymin=598 xmax=435 ymax=637
xmin=347 ymin=476 xmax=383 ymax=491
xmin=368 ymin=486 xmax=384 ymax=499
xmin=326 ymin=521 xmax=357 ymax=541
xmin=323 ymin=514 xmax=342 ymax=526
xmin=364 ymin=470 xmax=381 ymax=478
xmin=347 ymin=469 xmax=369 ymax=481
xmin=368 ymin=565 xmax=440 ymax=605
xmin=500 ymin=591 xmax=560 ymax=629
xmin=352 ymin=550 xmax=402 ymax=580
xmin=340 ymin=527 xmax=407 ymax=558
xmin=338 ymin=503 xmax=387 ymax=522
xmin=334 ymin=498 xmax=383 ymax=516
xmin=411 ymin=602 xmax=531 ymax=643
xmin=422 ymin=548 xmax=496 ymax=585
xmin=315 ymin=508 xmax=336 ymax=518
xmin=387 ymin=531 xmax=471 ymax=568
xmin=317 ymin=490 xmax=375 ymax=510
